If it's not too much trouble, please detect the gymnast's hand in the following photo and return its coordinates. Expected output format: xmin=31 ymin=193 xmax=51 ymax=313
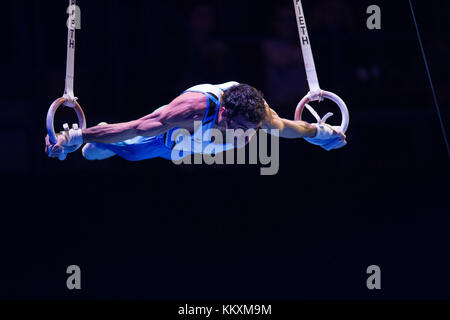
xmin=305 ymin=123 xmax=347 ymax=151
xmin=45 ymin=133 xmax=68 ymax=158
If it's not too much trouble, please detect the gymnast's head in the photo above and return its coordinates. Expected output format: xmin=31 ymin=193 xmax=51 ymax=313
xmin=219 ymin=84 xmax=267 ymax=131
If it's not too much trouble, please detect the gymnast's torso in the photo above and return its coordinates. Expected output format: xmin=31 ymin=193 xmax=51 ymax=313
xmin=94 ymin=81 xmax=240 ymax=161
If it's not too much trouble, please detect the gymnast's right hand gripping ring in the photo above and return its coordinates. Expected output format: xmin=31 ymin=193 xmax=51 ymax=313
xmin=46 ymin=97 xmax=87 ymax=160
xmin=294 ymin=90 xmax=350 ymax=134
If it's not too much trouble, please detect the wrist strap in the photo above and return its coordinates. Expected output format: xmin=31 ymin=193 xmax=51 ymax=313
xmin=312 ymin=123 xmax=334 ymax=140
xmin=69 ymin=128 xmax=83 ymax=146
xmin=61 ymin=123 xmax=83 ymax=146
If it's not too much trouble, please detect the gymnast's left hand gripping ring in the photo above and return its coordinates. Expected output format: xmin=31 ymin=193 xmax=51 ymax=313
xmin=294 ymin=90 xmax=350 ymax=134
xmin=46 ymin=97 xmax=87 ymax=159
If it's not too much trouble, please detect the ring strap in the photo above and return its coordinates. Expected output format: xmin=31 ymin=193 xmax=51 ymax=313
xmin=293 ymin=0 xmax=321 ymax=95
xmin=64 ymin=0 xmax=77 ymax=104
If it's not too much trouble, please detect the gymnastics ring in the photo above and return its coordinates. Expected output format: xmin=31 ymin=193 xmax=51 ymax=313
xmin=46 ymin=97 xmax=86 ymax=160
xmin=46 ymin=97 xmax=86 ymax=144
xmin=294 ymin=90 xmax=350 ymax=134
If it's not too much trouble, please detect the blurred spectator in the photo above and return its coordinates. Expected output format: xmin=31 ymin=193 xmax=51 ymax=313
xmin=430 ymin=38 xmax=450 ymax=107
xmin=310 ymin=0 xmax=356 ymax=32
xmin=180 ymin=4 xmax=232 ymax=88
xmin=261 ymin=5 xmax=307 ymax=115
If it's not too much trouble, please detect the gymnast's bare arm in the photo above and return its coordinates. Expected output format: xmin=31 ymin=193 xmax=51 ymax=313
xmin=45 ymin=93 xmax=205 ymax=156
xmin=81 ymin=93 xmax=206 ymax=144
xmin=45 ymin=92 xmax=206 ymax=154
xmin=261 ymin=103 xmax=315 ymax=138
xmin=261 ymin=102 xmax=346 ymax=140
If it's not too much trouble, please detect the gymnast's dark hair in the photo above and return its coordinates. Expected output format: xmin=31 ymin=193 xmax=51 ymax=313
xmin=221 ymin=84 xmax=267 ymax=124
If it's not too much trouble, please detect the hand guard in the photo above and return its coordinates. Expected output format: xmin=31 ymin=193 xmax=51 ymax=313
xmin=60 ymin=123 xmax=84 ymax=147
xmin=303 ymin=105 xmax=347 ymax=151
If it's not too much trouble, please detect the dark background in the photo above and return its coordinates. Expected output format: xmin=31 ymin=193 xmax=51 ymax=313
xmin=0 ymin=0 xmax=449 ymax=299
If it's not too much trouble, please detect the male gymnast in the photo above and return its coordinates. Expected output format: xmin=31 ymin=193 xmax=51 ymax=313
xmin=45 ymin=82 xmax=347 ymax=161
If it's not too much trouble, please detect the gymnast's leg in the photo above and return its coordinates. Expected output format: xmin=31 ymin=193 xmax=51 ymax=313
xmin=82 ymin=123 xmax=117 ymax=160
xmin=81 ymin=122 xmax=173 ymax=162
xmin=82 ymin=143 xmax=117 ymax=160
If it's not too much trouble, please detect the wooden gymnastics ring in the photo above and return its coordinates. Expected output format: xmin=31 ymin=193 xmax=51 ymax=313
xmin=46 ymin=97 xmax=86 ymax=160
xmin=294 ymin=90 xmax=350 ymax=134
